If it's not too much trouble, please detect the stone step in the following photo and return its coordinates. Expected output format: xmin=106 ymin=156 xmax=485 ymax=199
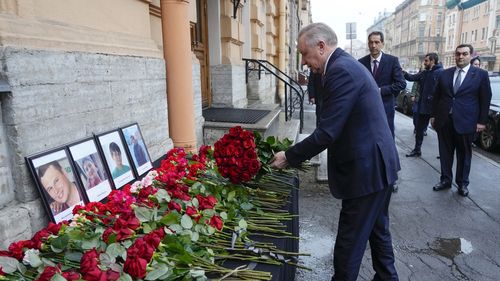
xmin=277 ymin=114 xmax=300 ymax=144
xmin=316 ymin=149 xmax=328 ymax=183
xmin=203 ymin=104 xmax=283 ymax=145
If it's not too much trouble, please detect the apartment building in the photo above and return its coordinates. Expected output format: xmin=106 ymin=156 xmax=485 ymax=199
xmin=443 ymin=0 xmax=495 ymax=69
xmin=386 ymin=0 xmax=446 ymax=71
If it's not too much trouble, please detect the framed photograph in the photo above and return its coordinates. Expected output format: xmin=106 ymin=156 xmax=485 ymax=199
xmin=96 ymin=129 xmax=135 ymax=189
xmin=68 ymin=138 xmax=113 ymax=202
xmin=121 ymin=123 xmax=153 ymax=176
xmin=26 ymin=148 xmax=86 ymax=223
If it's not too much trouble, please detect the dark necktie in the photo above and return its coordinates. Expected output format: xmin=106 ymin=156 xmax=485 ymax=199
xmin=453 ymin=69 xmax=463 ymax=94
xmin=372 ymin=60 xmax=378 ymax=77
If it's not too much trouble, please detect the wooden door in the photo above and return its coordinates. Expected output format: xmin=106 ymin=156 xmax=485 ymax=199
xmin=191 ymin=0 xmax=211 ymax=108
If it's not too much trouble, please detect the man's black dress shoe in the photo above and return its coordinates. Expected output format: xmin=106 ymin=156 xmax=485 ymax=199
xmin=406 ymin=150 xmax=421 ymax=157
xmin=458 ymin=186 xmax=469 ymax=197
xmin=433 ymin=182 xmax=451 ymax=191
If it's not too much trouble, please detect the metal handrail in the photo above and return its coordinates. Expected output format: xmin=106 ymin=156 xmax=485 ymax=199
xmin=243 ymin=58 xmax=305 ymax=133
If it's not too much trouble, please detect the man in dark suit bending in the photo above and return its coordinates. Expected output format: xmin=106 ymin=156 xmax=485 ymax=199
xmin=270 ymin=23 xmax=400 ymax=281
xmin=431 ymin=44 xmax=491 ymax=197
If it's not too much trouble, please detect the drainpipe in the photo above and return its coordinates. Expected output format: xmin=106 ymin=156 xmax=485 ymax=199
xmin=160 ymin=0 xmax=197 ymax=153
xmin=278 ymin=0 xmax=286 ymax=104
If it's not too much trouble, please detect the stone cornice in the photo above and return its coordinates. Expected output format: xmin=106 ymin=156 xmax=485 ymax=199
xmin=0 ymin=15 xmax=162 ymax=58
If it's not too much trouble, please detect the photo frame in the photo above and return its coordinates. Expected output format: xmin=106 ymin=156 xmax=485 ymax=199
xmin=68 ymin=137 xmax=113 ymax=202
xmin=96 ymin=129 xmax=135 ymax=189
xmin=121 ymin=123 xmax=153 ymax=177
xmin=26 ymin=148 xmax=86 ymax=223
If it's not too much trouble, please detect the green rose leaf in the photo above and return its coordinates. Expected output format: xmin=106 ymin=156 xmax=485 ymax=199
xmin=50 ymin=234 xmax=69 ymax=253
xmin=64 ymin=252 xmax=83 ymax=263
xmin=0 ymin=256 xmax=19 ymax=274
xmin=191 ymin=197 xmax=199 ymax=208
xmin=238 ymin=219 xmax=248 ymax=229
xmin=106 ymin=243 xmax=126 ymax=260
xmin=143 ymin=223 xmax=153 ymax=234
xmin=50 ymin=273 xmax=67 ymax=281
xmin=135 ymin=206 xmax=154 ymax=222
xmin=160 ymin=212 xmax=180 ymax=226
xmin=190 ymin=231 xmax=199 ymax=242
xmin=240 ymin=202 xmax=253 ymax=210
xmin=169 ymin=224 xmax=183 ymax=233
xmin=117 ymin=273 xmax=133 ymax=281
xmin=180 ymin=214 xmax=193 ymax=229
xmin=81 ymin=237 xmax=100 ymax=250
xmin=227 ymin=191 xmax=236 ymax=202
xmin=219 ymin=211 xmax=228 ymax=220
xmin=201 ymin=209 xmax=215 ymax=217
xmin=145 ymin=263 xmax=170 ymax=280
xmin=99 ymin=252 xmax=115 ymax=267
xmin=189 ymin=268 xmax=206 ymax=278
xmin=155 ymin=189 xmax=171 ymax=203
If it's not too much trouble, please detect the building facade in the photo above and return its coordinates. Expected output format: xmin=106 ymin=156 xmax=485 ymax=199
xmin=0 ymin=0 xmax=310 ymax=248
xmin=387 ymin=0 xmax=446 ymax=71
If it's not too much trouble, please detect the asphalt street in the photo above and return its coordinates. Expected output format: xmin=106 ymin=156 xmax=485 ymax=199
xmin=294 ymin=107 xmax=500 ymax=281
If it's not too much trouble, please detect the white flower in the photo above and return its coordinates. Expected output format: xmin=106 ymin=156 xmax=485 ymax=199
xmin=147 ymin=170 xmax=159 ymax=178
xmin=22 ymin=249 xmax=42 ymax=267
xmin=141 ymin=175 xmax=153 ymax=187
xmin=130 ymin=181 xmax=143 ymax=193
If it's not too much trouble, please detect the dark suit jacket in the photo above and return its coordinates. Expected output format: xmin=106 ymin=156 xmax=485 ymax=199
xmin=432 ymin=66 xmax=492 ymax=134
xmin=359 ymin=53 xmax=406 ymax=122
xmin=285 ymin=48 xmax=400 ymax=199
xmin=404 ymin=63 xmax=444 ymax=115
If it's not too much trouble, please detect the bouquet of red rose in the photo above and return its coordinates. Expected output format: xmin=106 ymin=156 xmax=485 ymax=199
xmin=213 ymin=126 xmax=261 ymax=184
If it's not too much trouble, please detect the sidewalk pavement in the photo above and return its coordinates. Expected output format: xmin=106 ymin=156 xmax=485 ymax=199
xmin=295 ymin=111 xmax=500 ymax=281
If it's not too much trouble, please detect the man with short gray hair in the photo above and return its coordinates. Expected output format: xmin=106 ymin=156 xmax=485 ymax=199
xmin=270 ymin=23 xmax=399 ymax=280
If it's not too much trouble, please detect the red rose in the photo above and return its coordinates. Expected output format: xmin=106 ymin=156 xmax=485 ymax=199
xmin=35 ymin=266 xmax=59 ymax=281
xmin=80 ymin=249 xmax=99 ymax=276
xmin=0 ymin=250 xmax=12 ymax=257
xmin=61 ymin=271 xmax=81 ymax=281
xmin=208 ymin=215 xmax=224 ymax=231
xmin=186 ymin=206 xmax=201 ymax=222
xmin=197 ymin=195 xmax=217 ymax=210
xmin=144 ymin=228 xmax=165 ymax=248
xmin=123 ymin=247 xmax=148 ymax=279
xmin=80 ymin=249 xmax=119 ymax=281
xmin=168 ymin=201 xmax=182 ymax=212
xmin=8 ymin=240 xmax=35 ymax=260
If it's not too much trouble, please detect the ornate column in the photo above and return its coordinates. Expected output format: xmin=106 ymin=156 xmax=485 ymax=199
xmin=277 ymin=0 xmax=286 ymax=103
xmin=160 ymin=0 xmax=197 ymax=152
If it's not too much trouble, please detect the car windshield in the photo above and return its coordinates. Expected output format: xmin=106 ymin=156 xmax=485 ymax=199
xmin=490 ymin=78 xmax=500 ymax=100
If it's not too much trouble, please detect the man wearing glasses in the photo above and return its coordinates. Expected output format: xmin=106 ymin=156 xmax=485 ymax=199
xmin=430 ymin=44 xmax=491 ymax=197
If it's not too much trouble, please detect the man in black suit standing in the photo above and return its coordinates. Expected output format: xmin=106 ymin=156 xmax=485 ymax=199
xmin=359 ymin=31 xmax=406 ymax=138
xmin=431 ymin=44 xmax=491 ymax=197
xmin=270 ymin=23 xmax=400 ymax=281
xmin=359 ymin=31 xmax=405 ymax=193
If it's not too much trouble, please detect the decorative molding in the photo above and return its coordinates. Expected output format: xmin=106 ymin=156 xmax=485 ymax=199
xmin=149 ymin=4 xmax=161 ymax=17
xmin=138 ymin=0 xmax=152 ymax=4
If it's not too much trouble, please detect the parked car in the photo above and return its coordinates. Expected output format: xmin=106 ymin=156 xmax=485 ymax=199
xmin=396 ymin=81 xmax=414 ymax=116
xmin=477 ymin=76 xmax=500 ymax=151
